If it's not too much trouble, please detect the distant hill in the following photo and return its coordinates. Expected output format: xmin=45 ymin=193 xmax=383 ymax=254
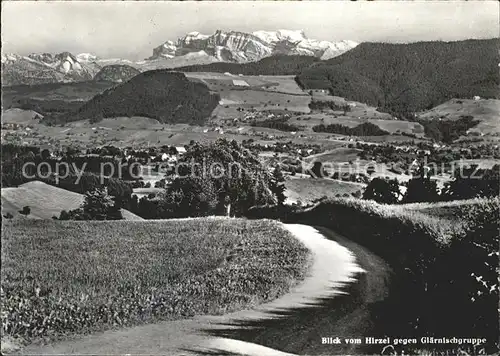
xmin=296 ymin=39 xmax=500 ymax=114
xmin=418 ymin=98 xmax=500 ymax=134
xmin=175 ymin=55 xmax=321 ymax=75
xmin=1 ymin=181 xmax=142 ymax=220
xmin=94 ymin=64 xmax=141 ymax=83
xmin=2 ymin=81 xmax=115 ymax=119
xmin=62 ymin=70 xmax=220 ymax=124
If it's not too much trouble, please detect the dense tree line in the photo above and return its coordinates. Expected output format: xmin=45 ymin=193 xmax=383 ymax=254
xmin=1 ymin=144 xmax=135 ymax=208
xmin=418 ymin=115 xmax=480 ymax=143
xmin=250 ymin=117 xmax=300 ymax=132
xmin=174 ymin=55 xmax=320 ymax=75
xmin=313 ymin=122 xmax=389 ymax=136
xmin=308 ymin=100 xmax=352 ymax=113
xmin=296 ymin=39 xmax=499 ymax=113
xmin=363 ymin=164 xmax=499 ymax=204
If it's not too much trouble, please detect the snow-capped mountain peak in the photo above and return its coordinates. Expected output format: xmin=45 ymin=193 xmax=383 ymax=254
xmin=252 ymin=29 xmax=307 ymax=44
xmin=76 ymin=53 xmax=98 ymax=62
xmin=1 ymin=51 xmax=100 ymax=86
xmin=149 ymin=29 xmax=358 ymax=62
xmin=1 ymin=53 xmax=20 ymax=63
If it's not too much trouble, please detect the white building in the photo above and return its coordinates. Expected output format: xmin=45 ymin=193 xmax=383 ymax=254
xmin=232 ymin=79 xmax=250 ymax=87
xmin=176 ymin=146 xmax=187 ymax=155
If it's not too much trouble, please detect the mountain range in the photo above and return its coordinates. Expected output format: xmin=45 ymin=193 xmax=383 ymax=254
xmin=149 ymin=29 xmax=357 ymax=62
xmin=1 ymin=29 xmax=357 ymax=86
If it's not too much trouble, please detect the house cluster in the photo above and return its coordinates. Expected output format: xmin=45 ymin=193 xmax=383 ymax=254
xmin=2 ymin=122 xmax=21 ymax=130
xmin=202 ymin=126 xmax=225 ymax=134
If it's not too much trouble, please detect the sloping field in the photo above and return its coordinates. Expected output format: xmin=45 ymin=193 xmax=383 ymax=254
xmin=1 ymin=108 xmax=42 ymax=124
xmin=184 ymin=73 xmax=306 ymax=95
xmin=69 ymin=116 xmax=163 ymax=130
xmin=2 ymin=218 xmax=310 ymax=346
xmin=305 ymin=147 xmax=362 ymax=163
xmin=184 ymin=72 xmax=311 ymax=119
xmin=285 ymin=177 xmax=365 ymax=203
xmin=290 ymin=113 xmax=424 ymax=135
xmin=400 ymin=197 xmax=499 ymax=221
xmin=309 ymin=94 xmax=394 ymax=120
xmin=2 ymin=81 xmax=114 ymax=104
xmin=450 ymin=159 xmax=500 ymax=169
xmin=1 ymin=181 xmax=142 ymax=220
xmin=419 ymin=99 xmax=500 ymax=134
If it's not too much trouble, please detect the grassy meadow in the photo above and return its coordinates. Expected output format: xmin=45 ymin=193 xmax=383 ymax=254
xmin=284 ymin=177 xmax=365 ymax=203
xmin=1 ymin=218 xmax=310 ymax=345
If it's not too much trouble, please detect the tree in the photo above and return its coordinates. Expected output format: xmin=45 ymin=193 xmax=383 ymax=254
xmin=59 ymin=188 xmax=123 ymax=220
xmin=363 ymin=177 xmax=401 ymax=204
xmin=82 ymin=188 xmax=122 ymax=220
xmin=351 ymin=190 xmax=362 ymax=199
xmin=403 ymin=177 xmax=439 ymax=203
xmin=40 ymin=148 xmax=51 ymax=160
xmin=403 ymin=163 xmax=440 ymax=203
xmin=309 ymin=161 xmax=324 ymax=178
xmin=270 ymin=165 xmax=286 ymax=205
xmin=18 ymin=206 xmax=31 ymax=216
xmin=163 ymin=139 xmax=276 ymax=218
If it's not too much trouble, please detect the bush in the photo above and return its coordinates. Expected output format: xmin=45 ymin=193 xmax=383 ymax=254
xmin=313 ymin=122 xmax=389 ymax=136
xmin=363 ymin=177 xmax=401 ymax=204
xmin=402 ymin=177 xmax=439 ymax=203
xmin=18 ymin=206 xmax=31 ymax=216
xmin=59 ymin=188 xmax=123 ymax=220
xmin=269 ymin=197 xmax=499 ymax=353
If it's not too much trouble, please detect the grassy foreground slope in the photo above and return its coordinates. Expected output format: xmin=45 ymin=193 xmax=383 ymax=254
xmin=1 ymin=181 xmax=142 ymax=220
xmin=1 ymin=218 xmax=310 ymax=345
xmin=419 ymin=98 xmax=500 ymax=134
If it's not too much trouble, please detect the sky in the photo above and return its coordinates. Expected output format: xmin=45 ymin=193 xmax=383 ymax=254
xmin=2 ymin=1 xmax=498 ymax=61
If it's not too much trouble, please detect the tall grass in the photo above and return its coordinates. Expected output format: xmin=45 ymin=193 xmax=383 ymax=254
xmin=1 ymin=218 xmax=310 ymax=345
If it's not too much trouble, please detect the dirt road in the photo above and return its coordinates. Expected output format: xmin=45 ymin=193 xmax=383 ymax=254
xmin=21 ymin=224 xmax=390 ymax=356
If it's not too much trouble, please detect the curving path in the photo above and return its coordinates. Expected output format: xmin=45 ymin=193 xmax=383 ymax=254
xmin=20 ymin=224 xmax=390 ymax=356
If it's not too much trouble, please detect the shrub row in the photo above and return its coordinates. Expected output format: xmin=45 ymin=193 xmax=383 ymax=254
xmin=247 ymin=198 xmax=499 ymax=352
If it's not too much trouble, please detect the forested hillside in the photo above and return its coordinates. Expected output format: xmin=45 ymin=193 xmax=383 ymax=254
xmin=175 ymin=55 xmax=320 ymax=75
xmin=63 ymin=70 xmax=220 ymax=124
xmin=296 ymin=39 xmax=500 ymax=114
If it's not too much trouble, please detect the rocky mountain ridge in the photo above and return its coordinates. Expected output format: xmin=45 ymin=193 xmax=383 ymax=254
xmin=149 ymin=29 xmax=358 ymax=62
xmin=1 ymin=29 xmax=358 ymax=86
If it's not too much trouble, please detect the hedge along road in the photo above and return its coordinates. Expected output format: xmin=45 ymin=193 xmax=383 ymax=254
xmin=21 ymin=224 xmax=391 ymax=356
